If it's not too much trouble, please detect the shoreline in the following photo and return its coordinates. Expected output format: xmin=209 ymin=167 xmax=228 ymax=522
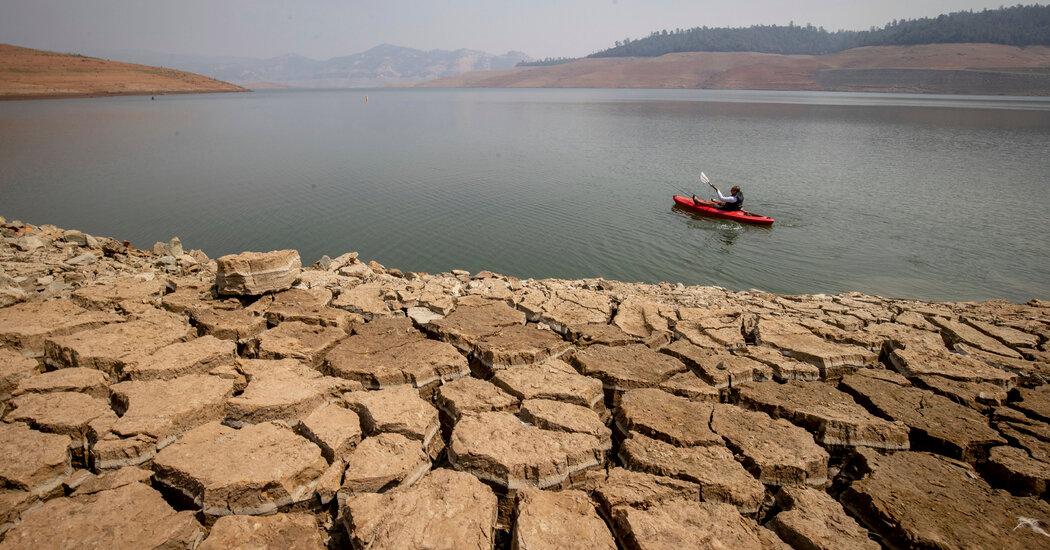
xmin=0 ymin=88 xmax=249 ymax=102
xmin=2 ymin=215 xmax=1049 ymax=548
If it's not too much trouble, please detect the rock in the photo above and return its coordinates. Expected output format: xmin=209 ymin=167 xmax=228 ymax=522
xmin=0 ymin=491 xmax=40 ymax=537
xmin=734 ymin=380 xmax=910 ymax=450
xmin=888 ymin=342 xmax=1018 ymax=388
xmin=0 ymin=273 xmax=27 ymax=307
xmin=513 ymin=488 xmax=617 ymax=550
xmin=13 ymin=367 xmax=109 ymax=399
xmin=757 ymin=320 xmax=877 ymax=375
xmin=71 ymin=466 xmax=153 ymax=495
xmin=566 ymin=322 xmax=639 ymax=347
xmin=194 ymin=307 xmax=268 ymax=345
xmin=954 ymin=343 xmax=1050 ymax=385
xmin=43 ymin=309 xmax=195 ymax=376
xmin=611 ymin=499 xmax=789 ymax=550
xmin=767 ymin=486 xmax=880 ymax=550
xmin=841 ymin=450 xmax=1050 ymax=550
xmin=612 ymin=296 xmax=675 ymax=343
xmin=71 ymin=274 xmax=167 ymax=310
xmin=471 ymin=323 xmax=572 ymax=372
xmin=104 ymin=375 xmax=235 ymax=465
xmin=490 ymin=359 xmax=606 ymax=412
xmin=265 ymin=287 xmax=358 ymax=329
xmin=225 ymin=359 xmax=350 ymax=427
xmin=119 ymin=335 xmax=237 ymax=380
xmin=340 ymin=432 xmax=431 ymax=496
xmin=515 ymin=286 xmax=614 ymax=333
xmin=738 ymin=345 xmax=822 ymax=381
xmin=914 ymin=374 xmax=1009 ymax=411
xmin=6 ymin=391 xmax=117 ymax=463
xmin=60 ymin=229 xmax=89 ymax=246
xmin=448 ymin=411 xmax=606 ymax=490
xmin=0 ymin=349 xmax=38 ymax=400
xmin=964 ymin=317 xmax=1041 ymax=349
xmin=324 ymin=318 xmax=468 ymax=389
xmin=423 ymin=296 xmax=526 ymax=353
xmin=0 ymin=299 xmax=121 ymax=356
xmin=13 ymin=235 xmax=45 ymax=251
xmin=342 ymin=468 xmax=497 ymax=550
xmin=710 ymin=404 xmax=829 ymax=487
xmin=65 ymin=252 xmax=97 ymax=266
xmin=675 ymin=308 xmax=749 ymax=350
xmin=570 ymin=344 xmax=686 ymax=404
xmin=199 ymin=513 xmax=325 ymax=550
xmin=255 ymin=320 xmax=348 ymax=368
xmin=406 ymin=305 xmax=444 ymax=325
xmin=152 ymin=421 xmax=327 ymax=516
xmin=298 ymin=403 xmax=362 ymax=463
xmin=0 ymin=483 xmax=202 ymax=550
xmin=1013 ymin=387 xmax=1050 ymax=424
xmin=0 ymin=422 xmax=71 ymax=495
xmin=657 ymin=370 xmax=720 ymax=401
xmin=152 ymin=237 xmax=184 ymax=257
xmin=331 ymin=282 xmax=399 ymax=319
xmin=931 ymin=316 xmax=1024 ymax=359
xmin=983 ymin=445 xmax=1050 ymax=497
xmin=344 ymin=385 xmax=442 ymax=457
xmin=215 ymin=249 xmax=301 ymax=296
xmin=662 ymin=340 xmax=772 ymax=388
xmin=615 ymin=388 xmax=721 ymax=447
xmin=618 ymin=433 xmax=766 ymax=514
xmin=435 ymin=376 xmax=519 ymax=423
xmin=838 ymin=369 xmax=1006 ymax=462
xmin=591 ymin=467 xmax=702 ymax=517
xmin=519 ymin=398 xmax=611 ymax=448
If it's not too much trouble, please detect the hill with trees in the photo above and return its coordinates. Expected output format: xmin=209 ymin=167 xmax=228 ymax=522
xmin=521 ymin=4 xmax=1050 ymax=65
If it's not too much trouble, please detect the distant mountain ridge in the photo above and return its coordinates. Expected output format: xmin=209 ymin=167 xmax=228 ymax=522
xmin=101 ymin=45 xmax=531 ymax=88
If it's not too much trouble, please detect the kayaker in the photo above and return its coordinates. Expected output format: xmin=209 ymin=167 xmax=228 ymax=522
xmin=692 ymin=185 xmax=743 ymax=211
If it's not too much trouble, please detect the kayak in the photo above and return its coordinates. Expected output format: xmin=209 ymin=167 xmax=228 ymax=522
xmin=672 ymin=195 xmax=774 ymax=226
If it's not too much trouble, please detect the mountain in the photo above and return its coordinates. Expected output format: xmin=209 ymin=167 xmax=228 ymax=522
xmin=421 ymin=43 xmax=1050 ymax=96
xmin=99 ymin=45 xmax=531 ymax=88
xmin=0 ymin=43 xmax=247 ymax=100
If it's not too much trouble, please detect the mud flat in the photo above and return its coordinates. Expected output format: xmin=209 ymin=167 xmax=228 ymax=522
xmin=1 ymin=216 xmax=1049 ymax=549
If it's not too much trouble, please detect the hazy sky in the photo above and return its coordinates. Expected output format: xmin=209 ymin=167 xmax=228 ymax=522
xmin=0 ymin=0 xmax=1023 ymax=60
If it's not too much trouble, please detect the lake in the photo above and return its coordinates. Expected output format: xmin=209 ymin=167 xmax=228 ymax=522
xmin=2 ymin=88 xmax=1049 ymax=303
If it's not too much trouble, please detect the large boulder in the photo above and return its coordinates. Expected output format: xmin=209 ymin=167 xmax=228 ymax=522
xmin=215 ymin=250 xmax=301 ymax=296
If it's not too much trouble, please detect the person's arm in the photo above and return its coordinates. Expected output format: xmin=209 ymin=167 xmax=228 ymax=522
xmin=715 ymin=189 xmax=737 ymax=202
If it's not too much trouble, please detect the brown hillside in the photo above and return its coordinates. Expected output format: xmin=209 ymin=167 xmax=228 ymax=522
xmin=0 ymin=43 xmax=247 ymax=100
xmin=420 ymin=44 xmax=1050 ymax=95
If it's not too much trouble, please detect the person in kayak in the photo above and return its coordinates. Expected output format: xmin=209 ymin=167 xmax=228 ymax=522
xmin=692 ymin=185 xmax=743 ymax=211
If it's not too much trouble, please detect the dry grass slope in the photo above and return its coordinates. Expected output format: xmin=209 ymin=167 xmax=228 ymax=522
xmin=420 ymin=44 xmax=1050 ymax=95
xmin=0 ymin=43 xmax=247 ymax=100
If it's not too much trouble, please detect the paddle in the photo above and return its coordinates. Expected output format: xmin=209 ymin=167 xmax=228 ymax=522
xmin=700 ymin=172 xmax=718 ymax=193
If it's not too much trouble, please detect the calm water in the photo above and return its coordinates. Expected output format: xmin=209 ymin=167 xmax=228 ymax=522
xmin=2 ymin=88 xmax=1049 ymax=303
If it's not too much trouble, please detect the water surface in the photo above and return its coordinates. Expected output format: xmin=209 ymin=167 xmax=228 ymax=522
xmin=2 ymin=88 xmax=1049 ymax=302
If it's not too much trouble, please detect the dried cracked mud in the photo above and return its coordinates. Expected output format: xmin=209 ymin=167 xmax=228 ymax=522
xmin=2 ymin=217 xmax=1050 ymax=549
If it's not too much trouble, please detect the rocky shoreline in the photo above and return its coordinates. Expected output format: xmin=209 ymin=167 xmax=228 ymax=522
xmin=1 ymin=216 xmax=1049 ymax=549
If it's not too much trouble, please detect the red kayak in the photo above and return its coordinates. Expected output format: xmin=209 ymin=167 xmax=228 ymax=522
xmin=673 ymin=195 xmax=774 ymax=225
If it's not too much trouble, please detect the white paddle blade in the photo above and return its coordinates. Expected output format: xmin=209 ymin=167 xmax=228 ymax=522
xmin=700 ymin=172 xmax=710 ymax=184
